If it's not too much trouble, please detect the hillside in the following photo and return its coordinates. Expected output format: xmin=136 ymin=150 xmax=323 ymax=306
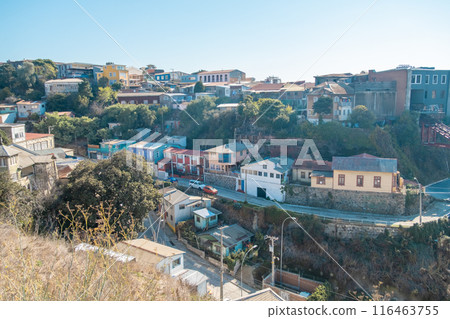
xmin=0 ymin=224 xmax=208 ymax=301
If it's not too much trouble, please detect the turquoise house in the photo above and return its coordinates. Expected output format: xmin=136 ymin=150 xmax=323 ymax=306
xmin=198 ymin=224 xmax=254 ymax=257
xmin=193 ymin=207 xmax=221 ymax=230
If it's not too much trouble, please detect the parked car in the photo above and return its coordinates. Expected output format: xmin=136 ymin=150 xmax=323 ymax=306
xmin=189 ymin=180 xmax=206 ymax=190
xmin=166 ymin=176 xmax=178 ymax=183
xmin=203 ymin=185 xmax=218 ymax=195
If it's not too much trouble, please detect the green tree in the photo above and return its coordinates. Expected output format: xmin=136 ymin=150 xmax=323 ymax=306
xmin=111 ymin=82 xmax=122 ymax=91
xmin=97 ymin=87 xmax=117 ymax=106
xmin=194 ymin=81 xmax=205 ymax=93
xmin=0 ymin=64 xmax=16 ymax=89
xmin=312 ymin=96 xmax=333 ymax=115
xmin=308 ymin=282 xmax=332 ymax=301
xmin=57 ymin=151 xmax=160 ymax=231
xmin=15 ymin=62 xmax=36 ymax=94
xmin=98 ymin=76 xmax=109 ymax=88
xmin=0 ymin=87 xmax=13 ymax=101
xmin=350 ymin=105 xmax=375 ymax=128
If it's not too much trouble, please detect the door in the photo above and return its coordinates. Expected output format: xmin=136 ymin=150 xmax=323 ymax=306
xmin=257 ymin=187 xmax=266 ymax=198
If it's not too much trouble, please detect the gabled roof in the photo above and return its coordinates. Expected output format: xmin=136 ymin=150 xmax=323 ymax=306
xmin=161 ymin=187 xmax=190 ymax=205
xmin=235 ymin=288 xmax=284 ymax=301
xmin=250 ymin=83 xmax=284 ymax=91
xmin=332 ymin=154 xmax=397 ymax=173
xmin=0 ymin=144 xmax=19 ymax=157
xmin=193 ymin=207 xmax=221 ymax=219
xmin=200 ymin=224 xmax=253 ymax=248
xmin=204 ymin=141 xmax=249 ymax=154
xmin=164 ymin=147 xmax=205 ymax=156
xmin=242 ymin=157 xmax=294 ymax=173
xmin=311 ymin=81 xmax=354 ymax=95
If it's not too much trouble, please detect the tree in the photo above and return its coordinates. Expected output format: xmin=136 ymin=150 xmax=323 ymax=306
xmin=312 ymin=96 xmax=333 ymax=115
xmin=0 ymin=130 xmax=11 ymax=145
xmin=238 ymin=96 xmax=259 ymax=120
xmin=15 ymin=62 xmax=36 ymax=94
xmin=98 ymin=76 xmax=109 ymax=88
xmin=350 ymin=105 xmax=375 ymax=128
xmin=0 ymin=87 xmax=13 ymax=101
xmin=97 ymin=87 xmax=117 ymax=106
xmin=111 ymin=82 xmax=122 ymax=91
xmin=308 ymin=282 xmax=332 ymax=301
xmin=0 ymin=64 xmax=16 ymax=89
xmin=57 ymin=151 xmax=160 ymax=231
xmin=194 ymin=81 xmax=205 ymax=93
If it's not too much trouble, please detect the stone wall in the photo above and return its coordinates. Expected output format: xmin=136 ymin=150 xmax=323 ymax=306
xmin=324 ymin=222 xmax=399 ymax=239
xmin=204 ymin=172 xmax=238 ymax=190
xmin=285 ymin=184 xmax=406 ymax=215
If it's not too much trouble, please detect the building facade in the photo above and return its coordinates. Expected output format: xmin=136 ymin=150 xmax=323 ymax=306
xmin=198 ymin=69 xmax=246 ymax=84
xmin=44 ymin=78 xmax=83 ymax=96
xmin=96 ymin=62 xmax=129 ymax=86
xmin=16 ymin=100 xmax=46 ymax=120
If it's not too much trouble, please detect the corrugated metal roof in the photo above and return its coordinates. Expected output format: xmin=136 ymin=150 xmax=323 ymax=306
xmin=332 ymin=154 xmax=397 ymax=173
xmin=200 ymin=224 xmax=253 ymax=248
xmin=235 ymin=288 xmax=284 ymax=301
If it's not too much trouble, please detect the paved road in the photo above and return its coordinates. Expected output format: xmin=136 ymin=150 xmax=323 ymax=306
xmin=140 ymin=212 xmax=256 ymax=300
xmin=176 ymin=178 xmax=450 ymax=227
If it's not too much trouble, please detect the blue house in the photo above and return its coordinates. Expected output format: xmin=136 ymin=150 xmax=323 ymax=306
xmin=181 ymin=74 xmax=199 ymax=83
xmin=410 ymin=67 xmax=450 ymax=115
xmin=193 ymin=207 xmax=221 ymax=230
xmin=198 ymin=224 xmax=254 ymax=257
xmin=127 ymin=141 xmax=170 ymax=164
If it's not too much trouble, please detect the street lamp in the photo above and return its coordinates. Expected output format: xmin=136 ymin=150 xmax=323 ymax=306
xmin=414 ymin=177 xmax=423 ymax=226
xmin=280 ymin=216 xmax=297 ymax=283
xmin=240 ymin=245 xmax=258 ymax=296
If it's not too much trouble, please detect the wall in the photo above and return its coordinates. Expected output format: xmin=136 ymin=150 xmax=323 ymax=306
xmin=285 ymin=184 xmax=406 ymax=215
xmin=204 ymin=172 xmax=237 ymax=190
xmin=324 ymin=222 xmax=399 ymax=239
xmin=332 ymin=170 xmax=394 ymax=193
xmin=179 ymin=238 xmax=206 ymax=258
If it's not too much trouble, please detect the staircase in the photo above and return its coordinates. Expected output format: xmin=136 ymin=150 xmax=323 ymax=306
xmin=422 ymin=122 xmax=450 ymax=148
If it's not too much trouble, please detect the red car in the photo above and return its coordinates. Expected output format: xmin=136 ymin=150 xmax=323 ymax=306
xmin=203 ymin=186 xmax=218 ymax=195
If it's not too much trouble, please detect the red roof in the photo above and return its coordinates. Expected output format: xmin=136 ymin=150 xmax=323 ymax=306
xmin=250 ymin=83 xmax=284 ymax=91
xmin=164 ymin=147 xmax=205 ymax=156
xmin=26 ymin=133 xmax=53 ymax=141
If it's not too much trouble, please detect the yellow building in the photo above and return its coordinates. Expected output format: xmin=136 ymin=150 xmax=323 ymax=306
xmin=96 ymin=62 xmax=129 ymax=87
xmin=311 ymin=153 xmax=403 ymax=193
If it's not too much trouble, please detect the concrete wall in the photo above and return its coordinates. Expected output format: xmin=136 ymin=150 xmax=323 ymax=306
xmin=285 ymin=184 xmax=406 ymax=215
xmin=204 ymin=172 xmax=238 ymax=190
xmin=324 ymin=222 xmax=399 ymax=239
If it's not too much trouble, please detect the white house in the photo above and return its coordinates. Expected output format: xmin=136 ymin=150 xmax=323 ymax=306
xmin=44 ymin=78 xmax=83 ymax=96
xmin=117 ymin=238 xmax=185 ymax=276
xmin=16 ymin=100 xmax=46 ymax=119
xmin=240 ymin=157 xmax=294 ymax=202
xmin=161 ymin=187 xmax=211 ymax=232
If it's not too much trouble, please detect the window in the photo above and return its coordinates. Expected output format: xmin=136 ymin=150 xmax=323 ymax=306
xmin=425 ymin=75 xmax=430 ymax=84
xmin=172 ymin=257 xmax=181 ymax=268
xmin=179 ymin=204 xmax=186 ymax=210
xmin=300 ymin=172 xmax=305 ymax=179
xmin=411 ymin=74 xmax=422 ymax=84
xmin=433 ymin=75 xmax=438 ymax=84
xmin=338 ymin=174 xmax=345 ymax=186
xmin=264 ymin=172 xmax=268 ymax=177
xmin=424 ymin=91 xmax=428 ymax=99
xmin=0 ymin=158 xmax=6 ymax=167
xmin=262 ymin=165 xmax=267 ymax=169
xmin=374 ymin=176 xmax=381 ymax=188
xmin=441 ymin=91 xmax=445 ymax=99
xmin=334 ymin=96 xmax=339 ymax=102
xmin=258 ymin=171 xmax=262 ymax=176
xmin=317 ymin=177 xmax=325 ymax=185
xmin=356 ymin=175 xmax=364 ymax=187
xmin=196 ymin=216 xmax=200 ymax=223
xmin=210 ymin=215 xmax=217 ymax=221
xmin=170 ymin=215 xmax=173 ymax=221
xmin=224 ymin=74 xmax=228 ymax=81
xmin=276 ymin=174 xmax=280 ymax=179
xmin=270 ymin=173 xmax=274 ymax=178
xmin=432 ymin=90 xmax=436 ymax=99
xmin=442 ymin=75 xmax=447 ymax=84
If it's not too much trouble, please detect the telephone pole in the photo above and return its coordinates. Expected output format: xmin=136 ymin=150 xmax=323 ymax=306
xmin=219 ymin=226 xmax=224 ymax=301
xmin=265 ymin=235 xmax=278 ymax=286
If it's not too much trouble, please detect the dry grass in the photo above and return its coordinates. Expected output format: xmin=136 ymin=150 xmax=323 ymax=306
xmin=0 ymin=203 xmax=211 ymax=301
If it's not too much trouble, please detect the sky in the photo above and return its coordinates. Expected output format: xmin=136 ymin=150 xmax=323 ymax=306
xmin=1 ymin=0 xmax=450 ymax=82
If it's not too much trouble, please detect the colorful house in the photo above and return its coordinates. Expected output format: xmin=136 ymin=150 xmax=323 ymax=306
xmin=96 ymin=62 xmax=129 ymax=86
xmin=198 ymin=224 xmax=253 ymax=257
xmin=193 ymin=207 xmax=221 ymax=231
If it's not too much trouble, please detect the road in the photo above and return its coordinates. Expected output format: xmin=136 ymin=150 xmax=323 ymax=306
xmin=176 ymin=178 xmax=450 ymax=227
xmin=141 ymin=211 xmax=256 ymax=300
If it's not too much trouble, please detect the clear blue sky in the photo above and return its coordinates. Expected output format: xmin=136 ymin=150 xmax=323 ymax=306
xmin=1 ymin=0 xmax=449 ymax=81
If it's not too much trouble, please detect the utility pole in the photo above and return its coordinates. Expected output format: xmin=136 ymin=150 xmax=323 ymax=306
xmin=265 ymin=235 xmax=278 ymax=286
xmin=220 ymin=226 xmax=224 ymax=301
xmin=414 ymin=177 xmax=423 ymax=226
xmin=245 ymin=170 xmax=248 ymax=202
